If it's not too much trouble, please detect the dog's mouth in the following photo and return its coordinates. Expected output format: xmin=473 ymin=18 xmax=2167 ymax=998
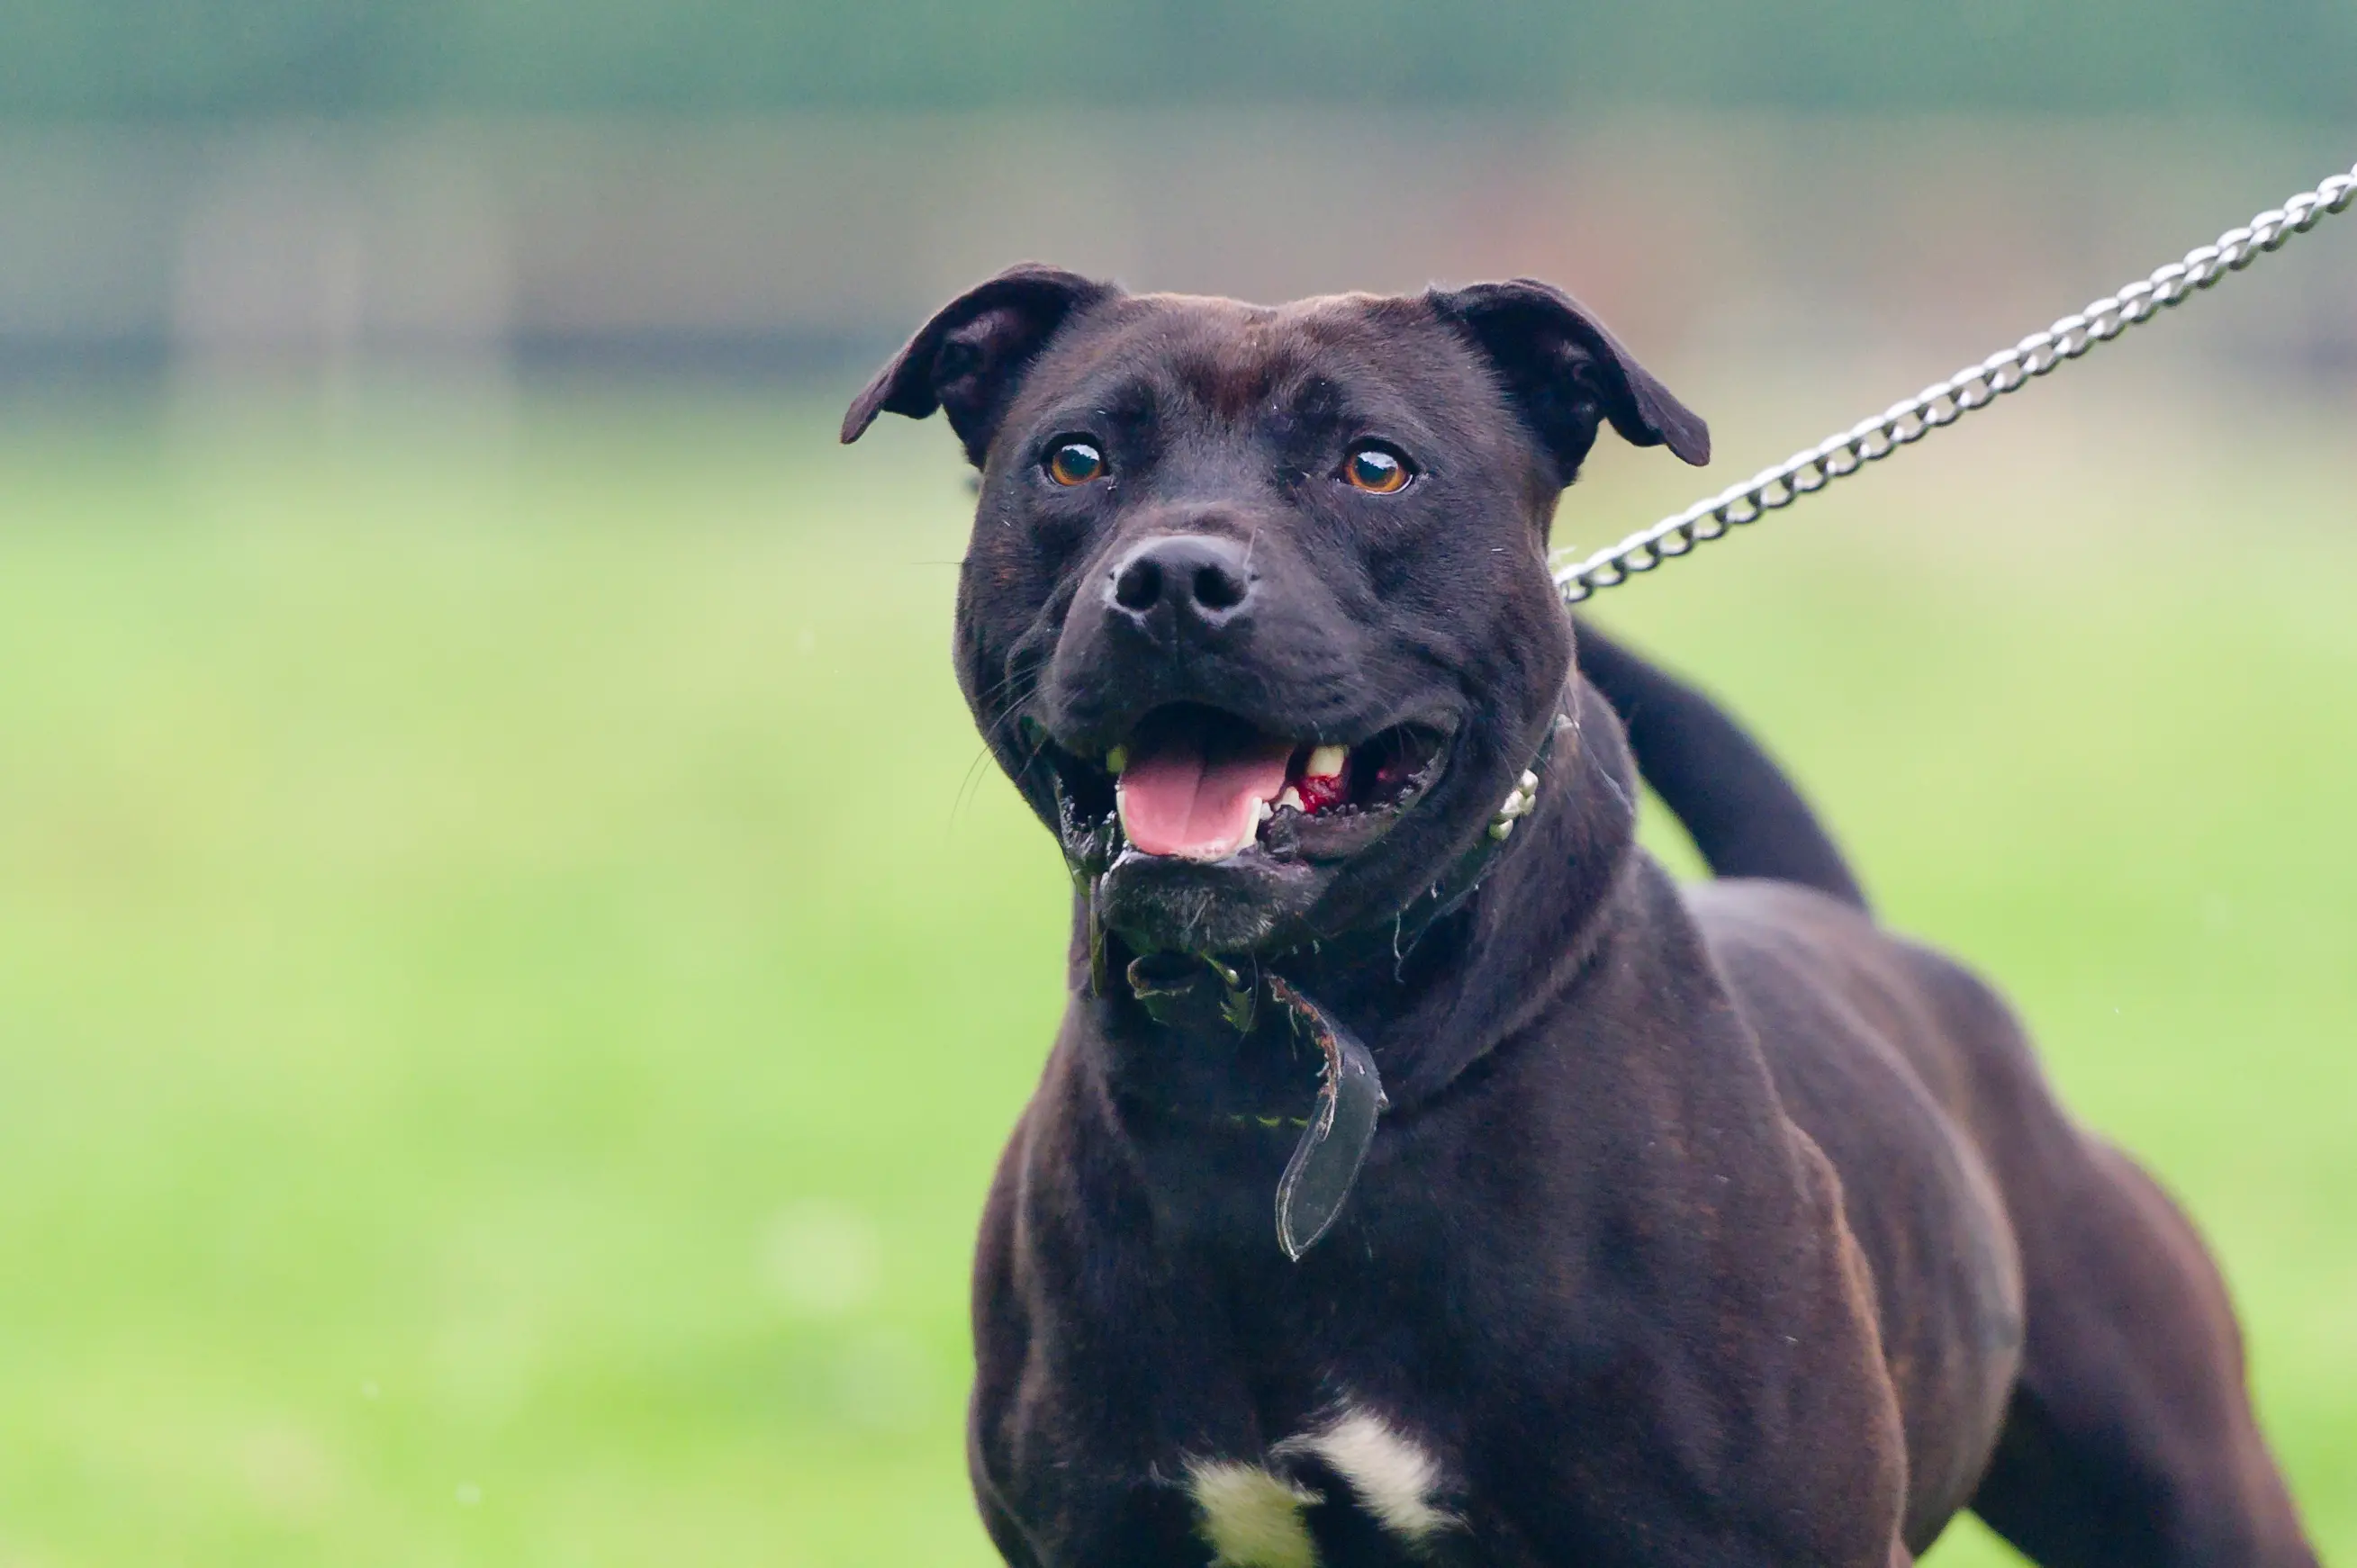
xmin=1038 ymin=703 xmax=1451 ymax=872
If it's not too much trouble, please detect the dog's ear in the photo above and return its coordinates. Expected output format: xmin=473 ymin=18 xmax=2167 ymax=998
xmin=1430 ymin=278 xmax=1709 ymax=482
xmin=842 ymin=263 xmax=1119 ymax=466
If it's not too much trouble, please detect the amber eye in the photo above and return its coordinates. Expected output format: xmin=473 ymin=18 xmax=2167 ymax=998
xmin=1341 ymin=443 xmax=1411 ymax=494
xmin=1046 ymin=439 xmax=1107 ymax=486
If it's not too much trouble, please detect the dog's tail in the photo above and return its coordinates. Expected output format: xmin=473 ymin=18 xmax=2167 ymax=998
xmin=1574 ymin=619 xmax=1870 ymax=914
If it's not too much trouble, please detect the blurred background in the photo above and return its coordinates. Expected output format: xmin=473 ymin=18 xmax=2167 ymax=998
xmin=2 ymin=5 xmax=2353 ymax=1564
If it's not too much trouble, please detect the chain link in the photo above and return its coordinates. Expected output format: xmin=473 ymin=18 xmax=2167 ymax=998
xmin=1554 ymin=159 xmax=2357 ymax=605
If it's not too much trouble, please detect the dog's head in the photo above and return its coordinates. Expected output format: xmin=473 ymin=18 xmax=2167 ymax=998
xmin=845 ymin=265 xmax=1706 ymax=959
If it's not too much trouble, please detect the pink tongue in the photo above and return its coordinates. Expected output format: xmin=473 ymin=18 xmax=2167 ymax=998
xmin=1117 ymin=737 xmax=1294 ymax=861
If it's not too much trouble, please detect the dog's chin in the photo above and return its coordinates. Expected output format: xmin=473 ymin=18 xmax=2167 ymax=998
xmin=1090 ymin=779 xmax=1499 ymax=958
xmin=1096 ymin=847 xmax=1330 ymax=956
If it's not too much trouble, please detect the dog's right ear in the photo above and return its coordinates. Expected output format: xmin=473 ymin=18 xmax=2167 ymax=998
xmin=842 ymin=264 xmax=1118 ymax=466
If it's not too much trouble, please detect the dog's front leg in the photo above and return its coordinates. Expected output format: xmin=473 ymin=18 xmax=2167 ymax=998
xmin=967 ymin=1309 xmax=1271 ymax=1568
xmin=967 ymin=1104 xmax=1275 ymax=1567
xmin=971 ymin=1450 xmax=1222 ymax=1568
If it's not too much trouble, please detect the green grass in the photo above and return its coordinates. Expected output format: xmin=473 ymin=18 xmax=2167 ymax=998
xmin=0 ymin=379 xmax=2351 ymax=1565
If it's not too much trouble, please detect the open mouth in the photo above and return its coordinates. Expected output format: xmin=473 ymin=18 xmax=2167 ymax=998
xmin=1039 ymin=703 xmax=1450 ymax=870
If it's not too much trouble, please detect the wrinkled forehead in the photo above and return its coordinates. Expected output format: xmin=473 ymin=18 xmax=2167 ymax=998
xmin=1010 ymin=291 xmax=1506 ymax=448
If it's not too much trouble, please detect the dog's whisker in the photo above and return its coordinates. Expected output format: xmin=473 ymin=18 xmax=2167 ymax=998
xmin=948 ymin=744 xmax=997 ymax=829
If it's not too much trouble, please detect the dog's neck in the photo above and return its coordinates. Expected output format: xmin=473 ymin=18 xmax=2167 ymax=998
xmin=1073 ymin=675 xmax=1644 ymax=1120
xmin=1356 ymin=675 xmax=1643 ymax=1105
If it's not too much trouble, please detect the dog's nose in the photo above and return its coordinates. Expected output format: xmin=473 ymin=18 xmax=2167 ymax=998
xmin=1106 ymin=535 xmax=1255 ymax=637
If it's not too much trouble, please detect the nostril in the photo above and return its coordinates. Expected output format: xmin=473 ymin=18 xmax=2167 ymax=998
xmin=1192 ymin=563 xmax=1248 ymax=612
xmin=1113 ymin=556 xmax=1163 ymax=612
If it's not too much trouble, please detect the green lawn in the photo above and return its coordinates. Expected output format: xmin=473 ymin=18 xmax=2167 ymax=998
xmin=0 ymin=379 xmax=2351 ymax=1565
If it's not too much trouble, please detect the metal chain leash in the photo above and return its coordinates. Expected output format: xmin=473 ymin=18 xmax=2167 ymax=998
xmin=1554 ymin=158 xmax=2357 ymax=605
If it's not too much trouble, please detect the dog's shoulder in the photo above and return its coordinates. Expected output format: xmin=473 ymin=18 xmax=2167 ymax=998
xmin=1677 ymin=875 xmax=2048 ymax=1162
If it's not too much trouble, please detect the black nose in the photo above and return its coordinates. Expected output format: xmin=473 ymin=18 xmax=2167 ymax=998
xmin=1106 ymin=535 xmax=1255 ymax=636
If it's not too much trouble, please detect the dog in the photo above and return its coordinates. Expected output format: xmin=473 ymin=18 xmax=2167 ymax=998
xmin=842 ymin=264 xmax=2318 ymax=1567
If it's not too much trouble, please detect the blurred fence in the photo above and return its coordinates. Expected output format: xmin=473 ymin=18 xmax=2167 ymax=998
xmin=2 ymin=112 xmax=2352 ymax=391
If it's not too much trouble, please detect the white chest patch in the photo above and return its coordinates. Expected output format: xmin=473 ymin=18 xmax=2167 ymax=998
xmin=1281 ymin=1407 xmax=1457 ymax=1543
xmin=1185 ymin=1403 xmax=1457 ymax=1566
xmin=1185 ymin=1459 xmax=1322 ymax=1568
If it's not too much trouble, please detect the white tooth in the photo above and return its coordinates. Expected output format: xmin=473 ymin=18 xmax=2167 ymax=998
xmin=1106 ymin=745 xmax=1128 ymax=775
xmin=1276 ymin=787 xmax=1305 ymax=814
xmin=1256 ymin=799 xmax=1273 ymax=824
xmin=1305 ymin=744 xmax=1347 ymax=779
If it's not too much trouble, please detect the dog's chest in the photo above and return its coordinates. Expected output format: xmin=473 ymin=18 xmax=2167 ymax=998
xmin=1184 ymin=1403 xmax=1461 ymax=1566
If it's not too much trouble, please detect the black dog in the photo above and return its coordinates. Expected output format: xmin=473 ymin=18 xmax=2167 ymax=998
xmin=843 ymin=266 xmax=2317 ymax=1567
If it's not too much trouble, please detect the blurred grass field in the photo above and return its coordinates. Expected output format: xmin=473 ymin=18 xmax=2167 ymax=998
xmin=0 ymin=373 xmax=2352 ymax=1566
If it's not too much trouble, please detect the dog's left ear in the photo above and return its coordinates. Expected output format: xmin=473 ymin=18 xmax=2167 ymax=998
xmin=1431 ymin=279 xmax=1709 ymax=482
xmin=842 ymin=263 xmax=1119 ymax=466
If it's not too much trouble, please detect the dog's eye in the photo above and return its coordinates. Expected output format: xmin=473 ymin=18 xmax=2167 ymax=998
xmin=1341 ymin=443 xmax=1412 ymax=495
xmin=1046 ymin=440 xmax=1107 ymax=486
